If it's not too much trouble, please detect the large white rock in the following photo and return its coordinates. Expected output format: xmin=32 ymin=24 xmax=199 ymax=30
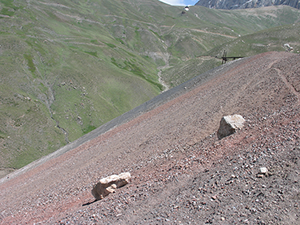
xmin=217 ymin=114 xmax=245 ymax=139
xmin=91 ymin=172 xmax=131 ymax=200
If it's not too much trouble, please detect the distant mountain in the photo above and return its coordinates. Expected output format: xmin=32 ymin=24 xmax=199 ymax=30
xmin=195 ymin=0 xmax=300 ymax=9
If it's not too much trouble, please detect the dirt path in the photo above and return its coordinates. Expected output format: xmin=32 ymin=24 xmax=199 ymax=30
xmin=275 ymin=68 xmax=300 ymax=104
xmin=157 ymin=69 xmax=170 ymax=92
xmin=191 ymin=28 xmax=237 ymax=39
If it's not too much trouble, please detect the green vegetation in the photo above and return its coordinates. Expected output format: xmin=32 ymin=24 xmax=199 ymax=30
xmin=105 ymin=43 xmax=116 ymax=48
xmin=24 ymin=54 xmax=36 ymax=74
xmin=207 ymin=23 xmax=300 ymax=58
xmin=0 ymin=0 xmax=19 ymax=16
xmin=0 ymin=131 xmax=8 ymax=139
xmin=1 ymin=0 xmax=300 ymax=174
xmin=84 ymin=51 xmax=98 ymax=57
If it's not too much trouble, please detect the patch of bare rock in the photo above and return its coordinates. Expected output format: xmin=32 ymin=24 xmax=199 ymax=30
xmin=0 ymin=52 xmax=299 ymax=224
xmin=58 ymin=104 xmax=300 ymax=224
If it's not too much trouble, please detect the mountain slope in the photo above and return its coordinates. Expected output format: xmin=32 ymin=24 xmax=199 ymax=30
xmin=1 ymin=0 xmax=300 ymax=175
xmin=207 ymin=22 xmax=300 ymax=58
xmin=0 ymin=51 xmax=299 ymax=224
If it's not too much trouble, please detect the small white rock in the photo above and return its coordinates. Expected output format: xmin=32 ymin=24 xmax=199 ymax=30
xmin=259 ymin=167 xmax=268 ymax=174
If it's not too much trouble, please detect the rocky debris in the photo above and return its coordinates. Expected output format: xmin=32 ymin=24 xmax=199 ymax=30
xmin=217 ymin=114 xmax=245 ymax=139
xmin=91 ymin=172 xmax=131 ymax=200
xmin=1 ymin=52 xmax=299 ymax=225
xmin=54 ymin=104 xmax=300 ymax=224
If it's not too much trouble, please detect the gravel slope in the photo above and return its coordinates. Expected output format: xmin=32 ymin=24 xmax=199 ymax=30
xmin=0 ymin=51 xmax=299 ymax=224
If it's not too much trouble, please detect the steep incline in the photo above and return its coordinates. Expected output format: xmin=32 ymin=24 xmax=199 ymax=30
xmin=0 ymin=52 xmax=299 ymax=224
xmin=1 ymin=0 xmax=300 ymax=174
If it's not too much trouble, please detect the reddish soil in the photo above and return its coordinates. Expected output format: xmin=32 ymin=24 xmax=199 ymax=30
xmin=0 ymin=51 xmax=299 ymax=224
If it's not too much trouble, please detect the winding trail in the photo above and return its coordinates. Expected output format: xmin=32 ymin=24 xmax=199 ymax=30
xmin=191 ymin=28 xmax=237 ymax=39
xmin=275 ymin=68 xmax=300 ymax=105
xmin=157 ymin=66 xmax=170 ymax=92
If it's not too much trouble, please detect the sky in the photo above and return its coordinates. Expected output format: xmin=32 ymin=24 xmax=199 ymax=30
xmin=158 ymin=0 xmax=199 ymax=6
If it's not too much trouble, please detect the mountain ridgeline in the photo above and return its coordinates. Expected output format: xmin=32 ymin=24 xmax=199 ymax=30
xmin=0 ymin=0 xmax=300 ymax=175
xmin=195 ymin=0 xmax=300 ymax=9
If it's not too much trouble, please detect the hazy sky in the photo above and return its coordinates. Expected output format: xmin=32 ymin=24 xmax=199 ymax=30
xmin=158 ymin=0 xmax=198 ymax=6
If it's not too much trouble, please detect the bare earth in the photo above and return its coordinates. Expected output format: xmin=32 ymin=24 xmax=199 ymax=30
xmin=0 ymin=51 xmax=299 ymax=224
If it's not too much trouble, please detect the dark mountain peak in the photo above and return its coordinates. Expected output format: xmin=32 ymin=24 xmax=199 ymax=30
xmin=195 ymin=0 xmax=300 ymax=9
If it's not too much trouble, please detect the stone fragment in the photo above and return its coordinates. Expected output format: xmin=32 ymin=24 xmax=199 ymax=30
xmin=257 ymin=167 xmax=268 ymax=178
xmin=256 ymin=174 xmax=264 ymax=178
xmin=217 ymin=114 xmax=245 ymax=139
xmin=259 ymin=167 xmax=268 ymax=174
xmin=91 ymin=172 xmax=131 ymax=200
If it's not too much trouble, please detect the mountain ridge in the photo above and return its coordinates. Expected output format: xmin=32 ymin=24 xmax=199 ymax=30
xmin=195 ymin=0 xmax=300 ymax=9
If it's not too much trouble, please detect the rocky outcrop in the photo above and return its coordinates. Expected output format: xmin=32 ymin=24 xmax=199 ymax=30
xmin=217 ymin=114 xmax=245 ymax=139
xmin=91 ymin=172 xmax=131 ymax=200
xmin=195 ymin=0 xmax=300 ymax=9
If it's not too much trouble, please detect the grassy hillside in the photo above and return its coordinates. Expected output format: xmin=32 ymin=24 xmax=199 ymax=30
xmin=160 ymin=6 xmax=300 ymax=88
xmin=0 ymin=0 xmax=300 ymax=173
xmin=207 ymin=22 xmax=300 ymax=58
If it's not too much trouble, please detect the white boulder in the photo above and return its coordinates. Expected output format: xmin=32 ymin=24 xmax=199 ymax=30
xmin=217 ymin=114 xmax=245 ymax=139
xmin=91 ymin=172 xmax=131 ymax=200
